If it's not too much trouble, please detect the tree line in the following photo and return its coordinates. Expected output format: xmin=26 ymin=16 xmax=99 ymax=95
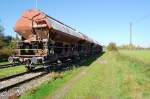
xmin=0 ymin=24 xmax=16 ymax=61
xmin=106 ymin=42 xmax=150 ymax=52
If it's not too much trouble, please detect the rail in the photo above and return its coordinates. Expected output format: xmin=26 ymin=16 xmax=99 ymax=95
xmin=0 ymin=72 xmax=47 ymax=92
xmin=0 ymin=63 xmax=21 ymax=69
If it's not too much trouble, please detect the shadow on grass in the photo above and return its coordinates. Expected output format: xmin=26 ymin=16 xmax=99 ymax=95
xmin=81 ymin=52 xmax=105 ymax=66
xmin=52 ymin=51 xmax=105 ymax=72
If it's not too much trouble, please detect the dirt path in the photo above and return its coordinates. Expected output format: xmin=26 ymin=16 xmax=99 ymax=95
xmin=45 ymin=67 xmax=88 ymax=99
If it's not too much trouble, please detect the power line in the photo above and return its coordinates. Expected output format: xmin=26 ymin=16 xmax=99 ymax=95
xmin=129 ymin=12 xmax=150 ymax=48
xmin=134 ymin=13 xmax=150 ymax=24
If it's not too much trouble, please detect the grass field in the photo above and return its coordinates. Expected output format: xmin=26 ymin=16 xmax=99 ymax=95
xmin=18 ymin=51 xmax=150 ymax=98
xmin=0 ymin=66 xmax=26 ymax=78
xmin=0 ymin=61 xmax=27 ymax=78
xmin=0 ymin=61 xmax=9 ymax=65
xmin=62 ymin=51 xmax=150 ymax=99
xmin=120 ymin=50 xmax=150 ymax=64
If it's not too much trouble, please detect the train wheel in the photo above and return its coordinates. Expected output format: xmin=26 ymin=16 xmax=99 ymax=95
xmin=43 ymin=63 xmax=51 ymax=73
xmin=25 ymin=59 xmax=35 ymax=71
xmin=44 ymin=66 xmax=51 ymax=72
xmin=8 ymin=56 xmax=14 ymax=63
xmin=26 ymin=66 xmax=35 ymax=71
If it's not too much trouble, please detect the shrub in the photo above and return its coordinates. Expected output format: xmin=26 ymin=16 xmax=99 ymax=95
xmin=107 ymin=42 xmax=118 ymax=51
xmin=0 ymin=48 xmax=13 ymax=61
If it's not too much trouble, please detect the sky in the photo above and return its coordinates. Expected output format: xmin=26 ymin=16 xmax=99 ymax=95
xmin=0 ymin=0 xmax=150 ymax=47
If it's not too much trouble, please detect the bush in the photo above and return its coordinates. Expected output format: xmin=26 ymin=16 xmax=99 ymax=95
xmin=0 ymin=39 xmax=16 ymax=62
xmin=0 ymin=48 xmax=13 ymax=61
xmin=107 ymin=42 xmax=118 ymax=51
xmin=0 ymin=21 xmax=15 ymax=61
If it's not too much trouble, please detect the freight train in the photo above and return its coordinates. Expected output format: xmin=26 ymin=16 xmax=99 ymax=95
xmin=8 ymin=9 xmax=102 ymax=70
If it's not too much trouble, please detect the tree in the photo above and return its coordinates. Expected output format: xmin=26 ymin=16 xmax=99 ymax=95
xmin=7 ymin=38 xmax=17 ymax=50
xmin=0 ymin=25 xmax=4 ymax=37
xmin=0 ymin=19 xmax=4 ymax=37
xmin=107 ymin=42 xmax=118 ymax=51
xmin=0 ymin=38 xmax=6 ymax=48
xmin=0 ymin=24 xmax=6 ymax=48
xmin=0 ymin=21 xmax=16 ymax=61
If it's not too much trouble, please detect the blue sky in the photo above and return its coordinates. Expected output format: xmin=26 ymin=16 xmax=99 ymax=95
xmin=0 ymin=0 xmax=150 ymax=47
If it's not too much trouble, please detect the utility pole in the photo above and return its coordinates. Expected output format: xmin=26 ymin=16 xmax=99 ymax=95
xmin=129 ymin=22 xmax=133 ymax=49
xmin=129 ymin=13 xmax=150 ymax=49
xmin=35 ymin=0 xmax=37 ymax=9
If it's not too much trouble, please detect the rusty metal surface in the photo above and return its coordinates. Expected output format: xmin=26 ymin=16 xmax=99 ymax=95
xmin=79 ymin=32 xmax=94 ymax=43
xmin=47 ymin=17 xmax=83 ymax=39
xmin=14 ymin=9 xmax=90 ymax=43
xmin=14 ymin=9 xmax=48 ymax=41
xmin=14 ymin=8 xmax=102 ymax=46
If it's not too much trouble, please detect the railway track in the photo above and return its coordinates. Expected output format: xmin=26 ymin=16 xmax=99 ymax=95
xmin=0 ymin=71 xmax=29 ymax=82
xmin=0 ymin=68 xmax=47 ymax=92
xmin=0 ymin=63 xmax=21 ymax=69
xmin=0 ymin=58 xmax=89 ymax=99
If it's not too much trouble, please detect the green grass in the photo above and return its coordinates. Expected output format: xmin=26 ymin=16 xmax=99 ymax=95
xmin=20 ymin=54 xmax=101 ymax=99
xmin=120 ymin=50 xmax=150 ymax=64
xmin=62 ymin=51 xmax=150 ymax=99
xmin=20 ymin=51 xmax=150 ymax=99
xmin=20 ymin=66 xmax=86 ymax=99
xmin=63 ymin=52 xmax=124 ymax=99
xmin=0 ymin=66 xmax=26 ymax=78
xmin=0 ymin=61 xmax=9 ymax=64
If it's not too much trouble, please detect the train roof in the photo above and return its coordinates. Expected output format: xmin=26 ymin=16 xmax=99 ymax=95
xmin=17 ymin=9 xmax=101 ymax=44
